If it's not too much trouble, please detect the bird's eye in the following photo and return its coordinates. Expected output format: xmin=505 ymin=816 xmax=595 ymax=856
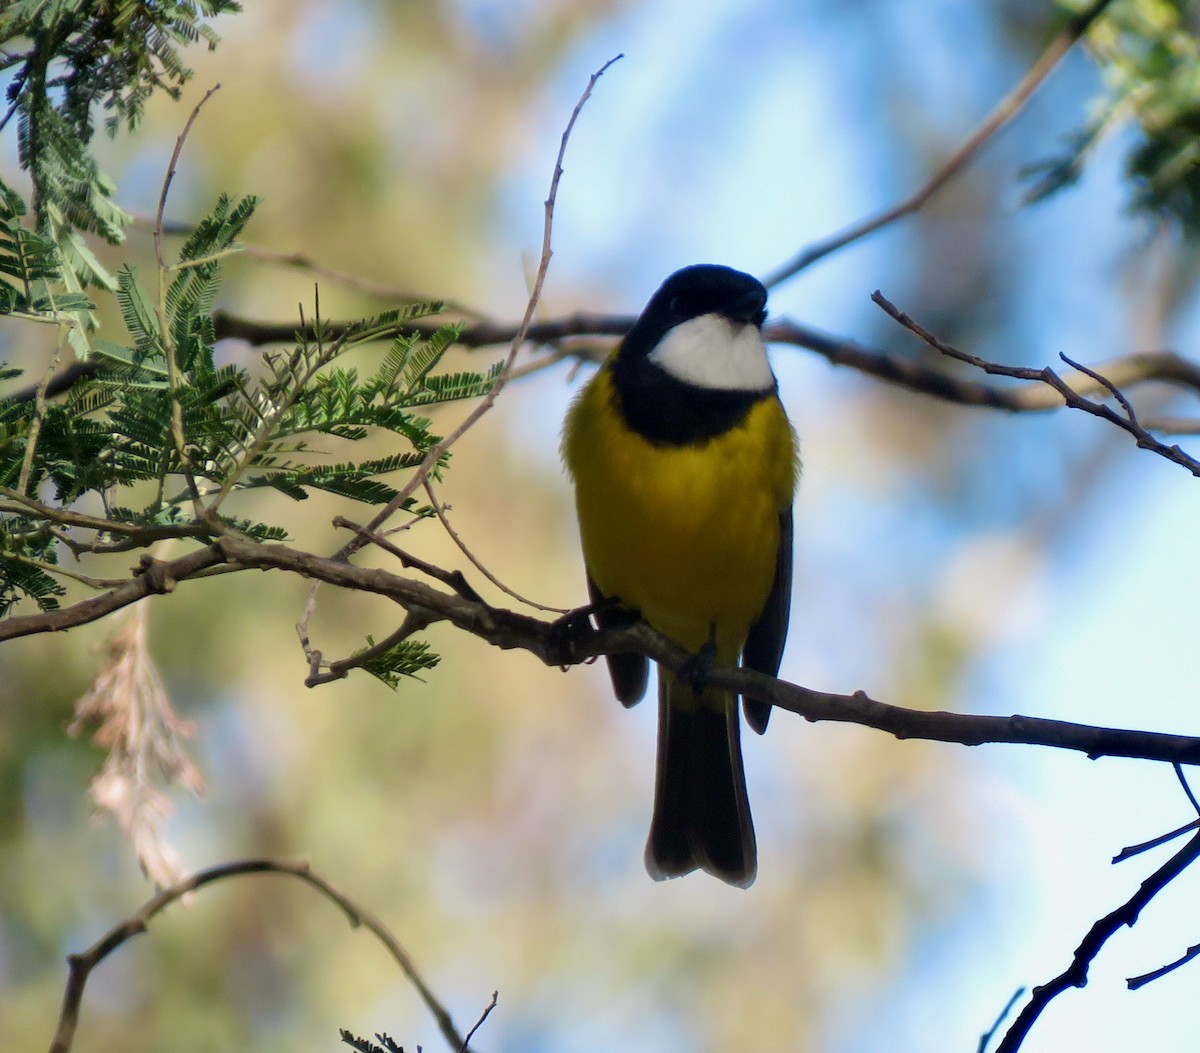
xmin=667 ymin=295 xmax=685 ymax=317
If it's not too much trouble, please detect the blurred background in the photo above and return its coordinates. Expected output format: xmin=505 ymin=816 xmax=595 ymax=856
xmin=4 ymin=1 xmax=1200 ymax=1051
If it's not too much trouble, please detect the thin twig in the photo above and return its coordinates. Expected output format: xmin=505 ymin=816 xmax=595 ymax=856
xmin=46 ymin=858 xmax=475 ymax=1053
xmin=1176 ymin=762 xmax=1200 ymax=815
xmin=15 ymin=306 xmax=1200 ymax=423
xmin=978 ymin=987 xmax=1026 ymax=1053
xmin=153 ymin=84 xmax=221 ymax=272
xmin=290 ymin=56 xmax=620 ymax=680
xmin=154 ymin=84 xmax=222 ymax=516
xmin=872 ymin=289 xmax=1200 ymax=476
xmin=335 ymin=53 xmax=623 ymax=561
xmin=761 ymin=0 xmax=1119 ymax=288
xmin=332 ymin=516 xmax=484 ymax=602
xmin=1113 ymin=818 xmax=1200 ymax=864
xmin=1127 ymin=942 xmax=1200 ymax=990
xmin=304 ymin=608 xmax=437 ymax=688
xmin=996 ymin=830 xmax=1200 ymax=1053
xmin=212 ymin=313 xmax=1200 ymax=416
xmin=422 ymin=478 xmax=568 ymax=614
xmin=6 ymin=552 xmax=129 ymax=589
xmin=459 ymin=991 xmax=499 ymax=1052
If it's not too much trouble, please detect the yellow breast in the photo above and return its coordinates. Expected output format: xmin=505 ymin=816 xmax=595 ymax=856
xmin=563 ymin=365 xmax=797 ymax=660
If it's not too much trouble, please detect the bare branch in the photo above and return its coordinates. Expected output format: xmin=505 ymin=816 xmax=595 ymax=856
xmin=460 ymin=991 xmax=499 ymax=1052
xmin=332 ymin=516 xmax=483 ymax=602
xmin=996 ymin=830 xmax=1200 ymax=1053
xmin=760 ymin=0 xmax=1119 ymax=288
xmin=303 ymin=607 xmax=437 ymax=688
xmin=153 ymin=84 xmax=221 ymax=272
xmin=1113 ymin=818 xmax=1200 ymax=864
xmin=1177 ymin=763 xmax=1200 ymax=814
xmin=12 ymin=305 xmax=1200 ymax=433
xmin=154 ymin=84 xmax=222 ymax=515
xmin=203 ymin=312 xmax=1200 ymax=417
xmin=5 ymin=524 xmax=1200 ymax=768
xmin=873 ymin=290 xmax=1200 ymax=476
xmin=1127 ymin=942 xmax=1200 ymax=991
xmin=0 ymin=546 xmax=226 ymax=642
xmin=47 ymin=858 xmax=476 ymax=1053
xmin=979 ymin=987 xmax=1026 ymax=1053
xmin=207 ymin=309 xmax=633 ymax=350
xmin=290 ymin=55 xmax=621 ymax=673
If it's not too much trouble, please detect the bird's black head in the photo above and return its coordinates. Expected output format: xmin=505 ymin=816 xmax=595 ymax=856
xmin=626 ymin=265 xmax=768 ymax=353
xmin=610 ymin=264 xmax=774 ymax=446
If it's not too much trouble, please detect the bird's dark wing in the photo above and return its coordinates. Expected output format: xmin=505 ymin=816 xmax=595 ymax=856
xmin=588 ymin=575 xmax=649 ymax=706
xmin=741 ymin=507 xmax=793 ymax=734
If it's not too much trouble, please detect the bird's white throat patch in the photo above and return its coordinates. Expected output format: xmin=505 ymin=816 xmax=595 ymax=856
xmin=647 ymin=314 xmax=775 ymax=392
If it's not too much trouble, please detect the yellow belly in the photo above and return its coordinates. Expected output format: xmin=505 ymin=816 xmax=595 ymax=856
xmin=563 ymin=365 xmax=797 ymax=661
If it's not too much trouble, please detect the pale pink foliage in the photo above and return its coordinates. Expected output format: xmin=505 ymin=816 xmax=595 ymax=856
xmin=69 ymin=606 xmax=205 ymax=887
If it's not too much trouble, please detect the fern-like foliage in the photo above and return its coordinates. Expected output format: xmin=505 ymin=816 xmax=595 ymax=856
xmin=1 ymin=0 xmax=239 ymax=291
xmin=0 ymin=521 xmax=64 ymax=616
xmin=0 ymin=192 xmax=497 ymax=633
xmin=338 ymin=1029 xmax=408 ymax=1053
xmin=0 ymin=186 xmax=94 ymax=322
xmin=354 ymin=636 xmax=441 ymax=690
xmin=1027 ymin=1 xmax=1200 ymax=234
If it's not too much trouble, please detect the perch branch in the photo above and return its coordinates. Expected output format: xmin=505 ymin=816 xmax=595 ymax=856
xmin=7 ymin=531 xmax=1200 ymax=767
xmin=10 ymin=310 xmax=1200 ymax=431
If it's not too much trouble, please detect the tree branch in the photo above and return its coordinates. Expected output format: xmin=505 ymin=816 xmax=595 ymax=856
xmin=0 ymin=546 xmax=225 ymax=640
xmin=873 ymin=290 xmax=1200 ymax=475
xmin=10 ymin=308 xmax=1199 ymax=431
xmin=47 ymin=857 xmax=477 ymax=1053
xmin=7 ymin=530 xmax=1200 ymax=768
xmin=996 ymin=830 xmax=1200 ymax=1053
xmin=760 ymin=0 xmax=1119 ymax=288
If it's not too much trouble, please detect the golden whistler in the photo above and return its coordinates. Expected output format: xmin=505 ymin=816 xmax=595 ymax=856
xmin=563 ymin=265 xmax=799 ymax=887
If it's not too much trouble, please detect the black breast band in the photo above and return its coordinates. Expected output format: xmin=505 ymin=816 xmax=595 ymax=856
xmin=610 ymin=358 xmax=773 ymax=448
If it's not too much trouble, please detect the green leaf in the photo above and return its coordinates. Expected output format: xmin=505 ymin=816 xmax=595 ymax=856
xmin=0 ymin=553 xmax=66 ymax=616
xmin=1029 ymin=2 xmax=1200 ymax=233
xmin=116 ymin=265 xmax=162 ymax=356
xmin=356 ymin=636 xmax=441 ymax=690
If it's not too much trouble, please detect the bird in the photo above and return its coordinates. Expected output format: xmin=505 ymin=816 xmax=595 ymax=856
xmin=562 ymin=263 xmax=798 ymax=887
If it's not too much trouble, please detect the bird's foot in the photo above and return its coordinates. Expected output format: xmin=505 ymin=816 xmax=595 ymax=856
xmin=547 ymin=598 xmax=629 ymax=668
xmin=679 ymin=625 xmax=718 ymax=697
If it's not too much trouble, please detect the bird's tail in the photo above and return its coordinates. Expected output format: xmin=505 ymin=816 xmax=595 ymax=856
xmin=644 ymin=673 xmax=757 ymax=888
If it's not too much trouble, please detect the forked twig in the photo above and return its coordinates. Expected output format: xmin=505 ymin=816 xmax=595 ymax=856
xmin=47 ymin=858 xmax=477 ymax=1053
xmin=872 ymin=290 xmax=1200 ymax=476
xmin=996 ymin=831 xmax=1200 ymax=1052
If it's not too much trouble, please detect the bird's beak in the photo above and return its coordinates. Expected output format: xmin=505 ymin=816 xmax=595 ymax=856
xmin=724 ymin=289 xmax=768 ymax=327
